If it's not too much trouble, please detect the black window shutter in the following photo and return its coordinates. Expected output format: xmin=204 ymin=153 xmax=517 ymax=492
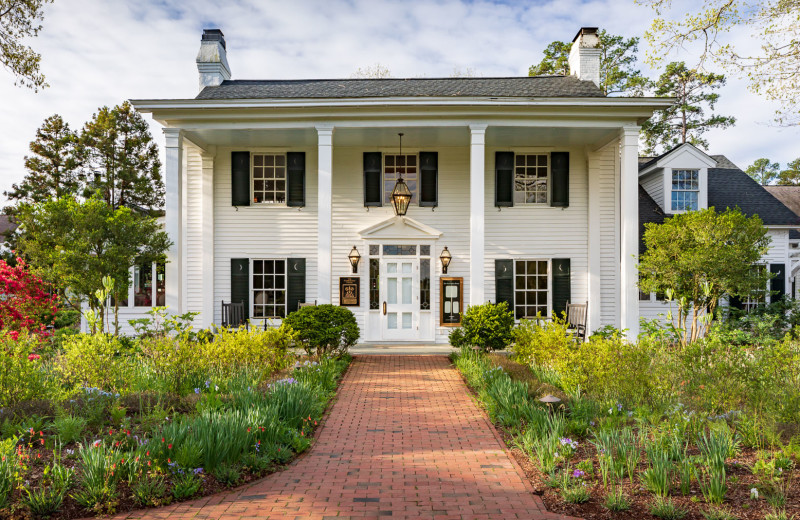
xmin=419 ymin=152 xmax=438 ymax=207
xmin=550 ymin=152 xmax=569 ymax=208
xmin=552 ymin=258 xmax=571 ymax=318
xmin=729 ymin=295 xmax=744 ymax=310
xmin=286 ymin=152 xmax=306 ymax=207
xmin=770 ymin=263 xmax=786 ymax=301
xmin=495 ymin=259 xmax=514 ymax=311
xmin=495 ymin=152 xmax=514 ymax=207
xmin=231 ymin=258 xmax=250 ymax=319
xmin=287 ymin=258 xmax=306 ymax=315
xmin=364 ymin=152 xmax=382 ymax=207
xmin=231 ymin=152 xmax=251 ymax=207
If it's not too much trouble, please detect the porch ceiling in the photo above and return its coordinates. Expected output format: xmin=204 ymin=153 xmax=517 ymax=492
xmin=183 ymin=125 xmax=619 ymax=149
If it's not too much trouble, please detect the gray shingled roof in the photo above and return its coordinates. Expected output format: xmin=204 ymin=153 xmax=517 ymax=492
xmin=195 ymin=76 xmax=605 ymax=100
xmin=764 ymin=186 xmax=800 ymax=217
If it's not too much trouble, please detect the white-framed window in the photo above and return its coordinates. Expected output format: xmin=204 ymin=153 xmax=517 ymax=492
xmin=252 ymin=154 xmax=286 ymax=204
xmin=253 ymin=259 xmax=287 ymax=318
xmin=514 ymin=259 xmax=550 ymax=319
xmin=744 ymin=264 xmax=768 ymax=310
xmin=111 ymin=262 xmax=165 ymax=308
xmin=671 ymin=169 xmax=699 ymax=211
xmin=383 ymin=154 xmax=418 ymax=204
xmin=515 ymin=153 xmax=549 ymax=204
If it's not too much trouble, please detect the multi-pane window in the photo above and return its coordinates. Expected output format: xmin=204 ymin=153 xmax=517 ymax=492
xmin=253 ymin=260 xmax=286 ymax=318
xmin=369 ymin=259 xmax=380 ymax=310
xmin=671 ymin=169 xmax=699 ymax=211
xmin=514 ymin=260 xmax=549 ymax=319
xmin=134 ymin=264 xmax=153 ymax=307
xmin=744 ymin=264 xmax=767 ymax=310
xmin=515 ymin=154 xmax=548 ymax=204
xmin=252 ymin=154 xmax=286 ymax=204
xmin=420 ymin=259 xmax=431 ymax=310
xmin=384 ymin=154 xmax=417 ymax=204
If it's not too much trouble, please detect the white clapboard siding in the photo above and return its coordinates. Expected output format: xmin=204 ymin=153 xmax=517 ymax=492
xmin=640 ymin=171 xmax=664 ymax=208
xmin=213 ymin=147 xmax=319 ymax=326
xmin=590 ymin=143 xmax=620 ymax=326
xmin=484 ymin=146 xmax=589 ymax=321
xmin=185 ymin=147 xmax=204 ymax=317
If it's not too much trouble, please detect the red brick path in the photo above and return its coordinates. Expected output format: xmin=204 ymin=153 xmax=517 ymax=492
xmin=117 ymin=355 xmax=573 ymax=520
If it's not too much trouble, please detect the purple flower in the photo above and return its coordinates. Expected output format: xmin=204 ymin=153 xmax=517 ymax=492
xmin=194 ymin=388 xmax=200 ymax=394
xmin=193 ymin=468 xmax=203 ymax=475
xmin=572 ymin=469 xmax=586 ymax=478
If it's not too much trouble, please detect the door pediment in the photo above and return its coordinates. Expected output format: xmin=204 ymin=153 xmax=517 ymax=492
xmin=358 ymin=216 xmax=442 ymax=240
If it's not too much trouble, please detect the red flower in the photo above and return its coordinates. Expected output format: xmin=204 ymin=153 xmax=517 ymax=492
xmin=168 ymin=444 xmax=172 ymax=449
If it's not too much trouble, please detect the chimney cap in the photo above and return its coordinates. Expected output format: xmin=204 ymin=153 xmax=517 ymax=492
xmin=202 ymin=29 xmax=226 ymax=50
xmin=572 ymin=27 xmax=599 ymax=43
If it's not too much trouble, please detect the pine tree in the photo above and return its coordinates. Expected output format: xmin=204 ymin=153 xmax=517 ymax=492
xmin=777 ymin=158 xmax=800 ymax=185
xmin=81 ymin=101 xmax=164 ymax=210
xmin=641 ymin=62 xmax=736 ymax=155
xmin=746 ymin=158 xmax=780 ymax=185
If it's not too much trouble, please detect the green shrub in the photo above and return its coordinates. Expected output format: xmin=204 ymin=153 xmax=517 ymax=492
xmin=511 ymin=316 xmax=574 ymax=366
xmin=0 ymin=444 xmax=15 ymax=509
xmin=212 ymin=462 xmax=242 ymax=487
xmin=132 ymin=475 xmax=167 ymax=507
xmin=57 ymin=334 xmax=132 ymax=394
xmin=0 ymin=331 xmax=53 ymax=407
xmin=650 ymin=497 xmax=687 ymax=520
xmin=136 ymin=335 xmax=204 ymax=395
xmin=283 ymin=305 xmax=359 ymax=356
xmin=52 ymin=415 xmax=87 ymax=445
xmin=204 ymin=326 xmax=293 ymax=379
xmin=449 ymin=302 xmax=514 ymax=352
xmin=72 ymin=443 xmax=120 ymax=512
xmin=171 ymin=472 xmax=201 ymax=500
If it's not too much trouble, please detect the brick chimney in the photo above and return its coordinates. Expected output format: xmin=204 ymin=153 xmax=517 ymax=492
xmin=196 ymin=29 xmax=231 ymax=92
xmin=568 ymin=27 xmax=600 ymax=87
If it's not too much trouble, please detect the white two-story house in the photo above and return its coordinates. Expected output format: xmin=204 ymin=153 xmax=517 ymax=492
xmin=638 ymin=143 xmax=800 ymax=320
xmin=124 ymin=27 xmax=674 ymax=343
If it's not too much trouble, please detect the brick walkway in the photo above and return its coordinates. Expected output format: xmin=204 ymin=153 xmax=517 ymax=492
xmin=117 ymin=355 xmax=571 ymax=520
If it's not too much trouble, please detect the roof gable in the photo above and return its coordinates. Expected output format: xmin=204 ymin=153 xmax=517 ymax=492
xmin=639 ymin=143 xmax=716 ymax=175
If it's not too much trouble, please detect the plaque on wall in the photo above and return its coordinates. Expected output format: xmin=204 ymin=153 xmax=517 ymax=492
xmin=440 ymin=277 xmax=463 ymax=326
xmin=339 ymin=277 xmax=360 ymax=306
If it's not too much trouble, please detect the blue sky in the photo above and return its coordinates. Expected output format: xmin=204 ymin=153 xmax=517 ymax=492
xmin=1 ymin=0 xmax=798 ymax=198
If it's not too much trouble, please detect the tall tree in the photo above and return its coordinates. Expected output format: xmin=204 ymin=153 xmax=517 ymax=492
xmin=638 ymin=0 xmax=800 ymax=123
xmin=641 ymin=61 xmax=736 ymax=155
xmin=0 ymin=0 xmax=52 ymax=90
xmin=746 ymin=158 xmax=780 ymax=185
xmin=778 ymin=158 xmax=800 ymax=185
xmin=4 ymin=114 xmax=83 ymax=212
xmin=528 ymin=30 xmax=648 ymax=96
xmin=15 ymin=195 xmax=170 ymax=334
xmin=81 ymin=101 xmax=164 ymax=211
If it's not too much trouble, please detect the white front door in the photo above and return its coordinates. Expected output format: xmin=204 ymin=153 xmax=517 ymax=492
xmin=380 ymin=258 xmax=419 ymax=340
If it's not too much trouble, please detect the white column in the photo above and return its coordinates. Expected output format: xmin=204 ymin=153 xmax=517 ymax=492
xmin=200 ymin=148 xmax=216 ymax=327
xmin=163 ymin=128 xmax=183 ymax=313
xmin=316 ymin=125 xmax=334 ymax=304
xmin=587 ymin=149 xmax=601 ymax=334
xmin=619 ymin=125 xmax=640 ymax=339
xmin=469 ymin=124 xmax=487 ymax=306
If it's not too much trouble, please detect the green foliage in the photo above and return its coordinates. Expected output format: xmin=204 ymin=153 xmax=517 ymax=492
xmin=702 ymin=506 xmax=737 ymax=520
xmin=170 ymin=472 xmax=201 ymax=500
xmin=641 ymin=61 xmax=735 ymax=155
xmin=212 ymin=462 xmax=242 ymax=487
xmin=132 ymin=475 xmax=167 ymax=507
xmin=15 ymin=195 xmax=170 ymax=333
xmin=650 ymin=496 xmax=688 ymax=520
xmin=604 ymin=487 xmax=631 ymax=511
xmin=52 ymin=415 xmax=86 ymax=444
xmin=0 ymin=0 xmax=52 ymax=91
xmin=0 ymin=446 xmax=15 ymax=509
xmin=449 ymin=302 xmax=514 ymax=352
xmin=778 ymin=159 xmax=800 ymax=185
xmin=747 ymin=158 xmax=780 ymax=186
xmin=511 ymin=316 xmax=575 ymax=366
xmin=57 ymin=333 xmax=131 ymax=394
xmin=529 ymin=30 xmax=647 ymax=96
xmin=639 ymin=207 xmax=771 ymax=344
xmin=0 ymin=331 xmax=53 ymax=407
xmin=72 ymin=444 xmax=119 ymax=512
xmin=204 ymin=326 xmax=293 ymax=379
xmin=283 ymin=304 xmax=359 ymax=357
xmin=560 ymin=482 xmax=591 ymax=503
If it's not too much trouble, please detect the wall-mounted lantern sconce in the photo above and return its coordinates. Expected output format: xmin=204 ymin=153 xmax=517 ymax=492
xmin=348 ymin=246 xmax=361 ymax=274
xmin=440 ymin=246 xmax=452 ymax=274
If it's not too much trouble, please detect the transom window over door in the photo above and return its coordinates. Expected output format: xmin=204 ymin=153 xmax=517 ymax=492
xmin=515 ymin=260 xmax=549 ymax=319
xmin=671 ymin=169 xmax=698 ymax=211
xmin=253 ymin=259 xmax=286 ymax=318
xmin=252 ymin=154 xmax=286 ymax=204
xmin=384 ymin=154 xmax=417 ymax=203
xmin=515 ymin=154 xmax=548 ymax=204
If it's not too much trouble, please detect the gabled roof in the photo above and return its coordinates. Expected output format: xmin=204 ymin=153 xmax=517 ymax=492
xmin=707 ymin=156 xmax=800 ymax=226
xmin=195 ymin=76 xmax=605 ymax=100
xmin=763 ymin=186 xmax=800 ymax=217
xmin=638 ymin=143 xmax=717 ymax=174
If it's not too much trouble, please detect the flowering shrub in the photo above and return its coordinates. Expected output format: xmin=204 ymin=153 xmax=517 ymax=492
xmin=0 ymin=258 xmax=58 ymax=335
xmin=203 ymin=325 xmax=294 ymax=378
xmin=0 ymin=331 xmax=53 ymax=407
xmin=57 ymin=334 xmax=132 ymax=394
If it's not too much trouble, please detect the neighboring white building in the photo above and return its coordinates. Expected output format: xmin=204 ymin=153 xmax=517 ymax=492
xmin=638 ymin=144 xmax=800 ymax=321
xmin=123 ymin=27 xmax=676 ymax=342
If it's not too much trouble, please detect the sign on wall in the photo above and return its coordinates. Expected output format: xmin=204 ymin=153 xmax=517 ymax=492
xmin=339 ymin=277 xmax=360 ymax=307
xmin=440 ymin=277 xmax=463 ymax=326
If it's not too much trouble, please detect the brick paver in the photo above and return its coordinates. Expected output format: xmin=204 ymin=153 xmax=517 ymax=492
xmin=116 ymin=355 xmax=574 ymax=520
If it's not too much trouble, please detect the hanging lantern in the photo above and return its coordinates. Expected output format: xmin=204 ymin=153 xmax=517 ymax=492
xmin=390 ymin=132 xmax=411 ymax=216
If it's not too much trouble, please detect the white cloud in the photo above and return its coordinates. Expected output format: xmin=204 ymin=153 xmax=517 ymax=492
xmin=1 ymin=0 xmax=798 ymax=201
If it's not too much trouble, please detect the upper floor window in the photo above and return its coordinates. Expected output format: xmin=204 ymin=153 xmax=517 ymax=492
xmin=515 ymin=154 xmax=549 ymax=204
xmin=252 ymin=154 xmax=286 ymax=204
xmin=671 ymin=169 xmax=698 ymax=211
xmin=384 ymin=154 xmax=418 ymax=204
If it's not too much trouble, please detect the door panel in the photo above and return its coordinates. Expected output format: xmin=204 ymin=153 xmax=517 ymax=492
xmin=381 ymin=259 xmax=419 ymax=340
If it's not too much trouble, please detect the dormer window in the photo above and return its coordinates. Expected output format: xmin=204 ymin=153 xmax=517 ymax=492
xmin=671 ymin=169 xmax=699 ymax=211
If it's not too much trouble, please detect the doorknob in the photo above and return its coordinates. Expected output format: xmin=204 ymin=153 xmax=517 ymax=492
xmin=383 ymin=301 xmax=387 ymax=315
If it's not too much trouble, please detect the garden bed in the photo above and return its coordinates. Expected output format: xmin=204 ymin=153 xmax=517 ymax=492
xmin=0 ymin=321 xmax=351 ymax=520
xmin=452 ymin=348 xmax=800 ymax=520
